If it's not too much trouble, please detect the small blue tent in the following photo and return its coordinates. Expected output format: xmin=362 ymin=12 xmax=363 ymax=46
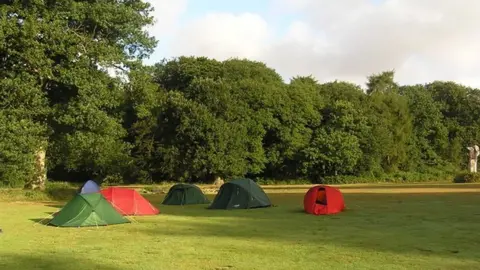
xmin=79 ymin=180 xmax=101 ymax=194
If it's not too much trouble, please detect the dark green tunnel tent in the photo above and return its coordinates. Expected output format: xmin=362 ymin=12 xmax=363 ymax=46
xmin=208 ymin=178 xmax=272 ymax=210
xmin=162 ymin=183 xmax=210 ymax=205
xmin=49 ymin=193 xmax=130 ymax=227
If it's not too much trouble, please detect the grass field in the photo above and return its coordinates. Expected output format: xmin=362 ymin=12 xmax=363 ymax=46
xmin=1 ymin=183 xmax=480 ymax=270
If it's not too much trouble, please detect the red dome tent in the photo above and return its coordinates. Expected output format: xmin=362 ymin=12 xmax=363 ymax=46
xmin=100 ymin=187 xmax=159 ymax=216
xmin=304 ymin=185 xmax=345 ymax=215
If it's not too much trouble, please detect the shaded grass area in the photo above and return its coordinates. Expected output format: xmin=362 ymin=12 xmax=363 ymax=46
xmin=1 ymin=185 xmax=480 ymax=269
xmin=0 ymin=253 xmax=119 ymax=270
xmin=2 ymin=182 xmax=480 ymax=203
xmin=262 ymin=183 xmax=480 ymax=189
xmin=0 ymin=182 xmax=78 ymax=202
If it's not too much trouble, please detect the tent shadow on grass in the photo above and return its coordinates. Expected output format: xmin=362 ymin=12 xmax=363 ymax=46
xmin=43 ymin=204 xmax=63 ymax=209
xmin=137 ymin=192 xmax=480 ymax=262
xmin=30 ymin=218 xmax=51 ymax=225
xmin=0 ymin=253 xmax=120 ymax=270
xmin=287 ymin=208 xmax=306 ymax=214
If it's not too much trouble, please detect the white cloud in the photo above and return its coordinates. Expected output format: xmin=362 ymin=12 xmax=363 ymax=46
xmin=143 ymin=0 xmax=187 ymax=64
xmin=169 ymin=13 xmax=270 ymax=60
xmin=148 ymin=0 xmax=480 ymax=88
xmin=144 ymin=0 xmax=187 ymax=37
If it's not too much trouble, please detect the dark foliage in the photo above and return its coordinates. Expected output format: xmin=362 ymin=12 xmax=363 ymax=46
xmin=0 ymin=3 xmax=478 ymax=187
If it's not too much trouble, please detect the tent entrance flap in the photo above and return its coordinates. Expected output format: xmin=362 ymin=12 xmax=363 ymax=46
xmin=315 ymin=187 xmax=327 ymax=205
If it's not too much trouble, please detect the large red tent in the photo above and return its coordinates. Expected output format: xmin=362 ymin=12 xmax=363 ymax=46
xmin=100 ymin=187 xmax=159 ymax=216
xmin=303 ymin=185 xmax=345 ymax=215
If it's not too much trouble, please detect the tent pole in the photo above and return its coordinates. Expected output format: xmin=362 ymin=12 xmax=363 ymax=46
xmin=110 ymin=201 xmax=139 ymax=223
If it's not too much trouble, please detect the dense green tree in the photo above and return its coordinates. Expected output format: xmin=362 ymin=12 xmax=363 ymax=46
xmin=0 ymin=0 xmax=156 ymax=188
xmin=2 ymin=2 xmax=480 ymax=186
xmin=399 ymin=85 xmax=449 ymax=168
xmin=301 ymin=99 xmax=364 ymax=178
xmin=426 ymin=81 xmax=480 ymax=167
xmin=130 ymin=57 xmax=286 ymax=182
xmin=263 ymin=76 xmax=323 ymax=179
xmin=366 ymin=70 xmax=398 ymax=95
xmin=0 ymin=74 xmax=47 ymax=187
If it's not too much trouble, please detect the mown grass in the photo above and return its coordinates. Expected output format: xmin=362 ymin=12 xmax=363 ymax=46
xmin=1 ymin=184 xmax=480 ymax=270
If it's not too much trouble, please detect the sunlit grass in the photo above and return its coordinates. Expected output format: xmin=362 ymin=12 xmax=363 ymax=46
xmin=1 ymin=184 xmax=479 ymax=269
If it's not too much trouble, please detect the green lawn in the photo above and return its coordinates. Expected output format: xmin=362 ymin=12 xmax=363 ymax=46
xmin=1 ymin=184 xmax=480 ymax=270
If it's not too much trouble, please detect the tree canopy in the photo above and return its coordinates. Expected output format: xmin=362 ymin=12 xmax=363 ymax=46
xmin=1 ymin=2 xmax=479 ymax=188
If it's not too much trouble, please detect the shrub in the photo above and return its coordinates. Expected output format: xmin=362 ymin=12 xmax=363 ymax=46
xmin=320 ymin=171 xmax=454 ymax=185
xmin=44 ymin=181 xmax=77 ymax=201
xmin=321 ymin=175 xmax=374 ymax=184
xmin=254 ymin=178 xmax=311 ymax=185
xmin=102 ymin=173 xmax=124 ymax=186
xmin=453 ymin=172 xmax=480 ymax=183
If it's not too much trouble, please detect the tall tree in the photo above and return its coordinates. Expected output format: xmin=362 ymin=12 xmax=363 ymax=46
xmin=0 ymin=0 xmax=156 ymax=188
xmin=366 ymin=70 xmax=397 ymax=95
xmin=130 ymin=57 xmax=290 ymax=182
xmin=426 ymin=81 xmax=480 ymax=167
xmin=263 ymin=76 xmax=323 ymax=179
xmin=399 ymin=85 xmax=449 ymax=168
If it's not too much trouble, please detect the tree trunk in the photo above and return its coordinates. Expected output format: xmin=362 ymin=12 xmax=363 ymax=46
xmin=25 ymin=147 xmax=47 ymax=190
xmin=213 ymin=176 xmax=224 ymax=188
xmin=467 ymin=146 xmax=479 ymax=173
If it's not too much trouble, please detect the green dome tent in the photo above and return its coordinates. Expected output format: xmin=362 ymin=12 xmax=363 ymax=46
xmin=162 ymin=183 xmax=210 ymax=205
xmin=49 ymin=193 xmax=130 ymax=227
xmin=208 ymin=178 xmax=272 ymax=210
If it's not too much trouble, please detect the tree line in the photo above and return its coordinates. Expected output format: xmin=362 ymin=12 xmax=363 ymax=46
xmin=1 ymin=1 xmax=478 ymax=189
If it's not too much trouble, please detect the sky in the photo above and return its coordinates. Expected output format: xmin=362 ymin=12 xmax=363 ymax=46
xmin=143 ymin=0 xmax=480 ymax=88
